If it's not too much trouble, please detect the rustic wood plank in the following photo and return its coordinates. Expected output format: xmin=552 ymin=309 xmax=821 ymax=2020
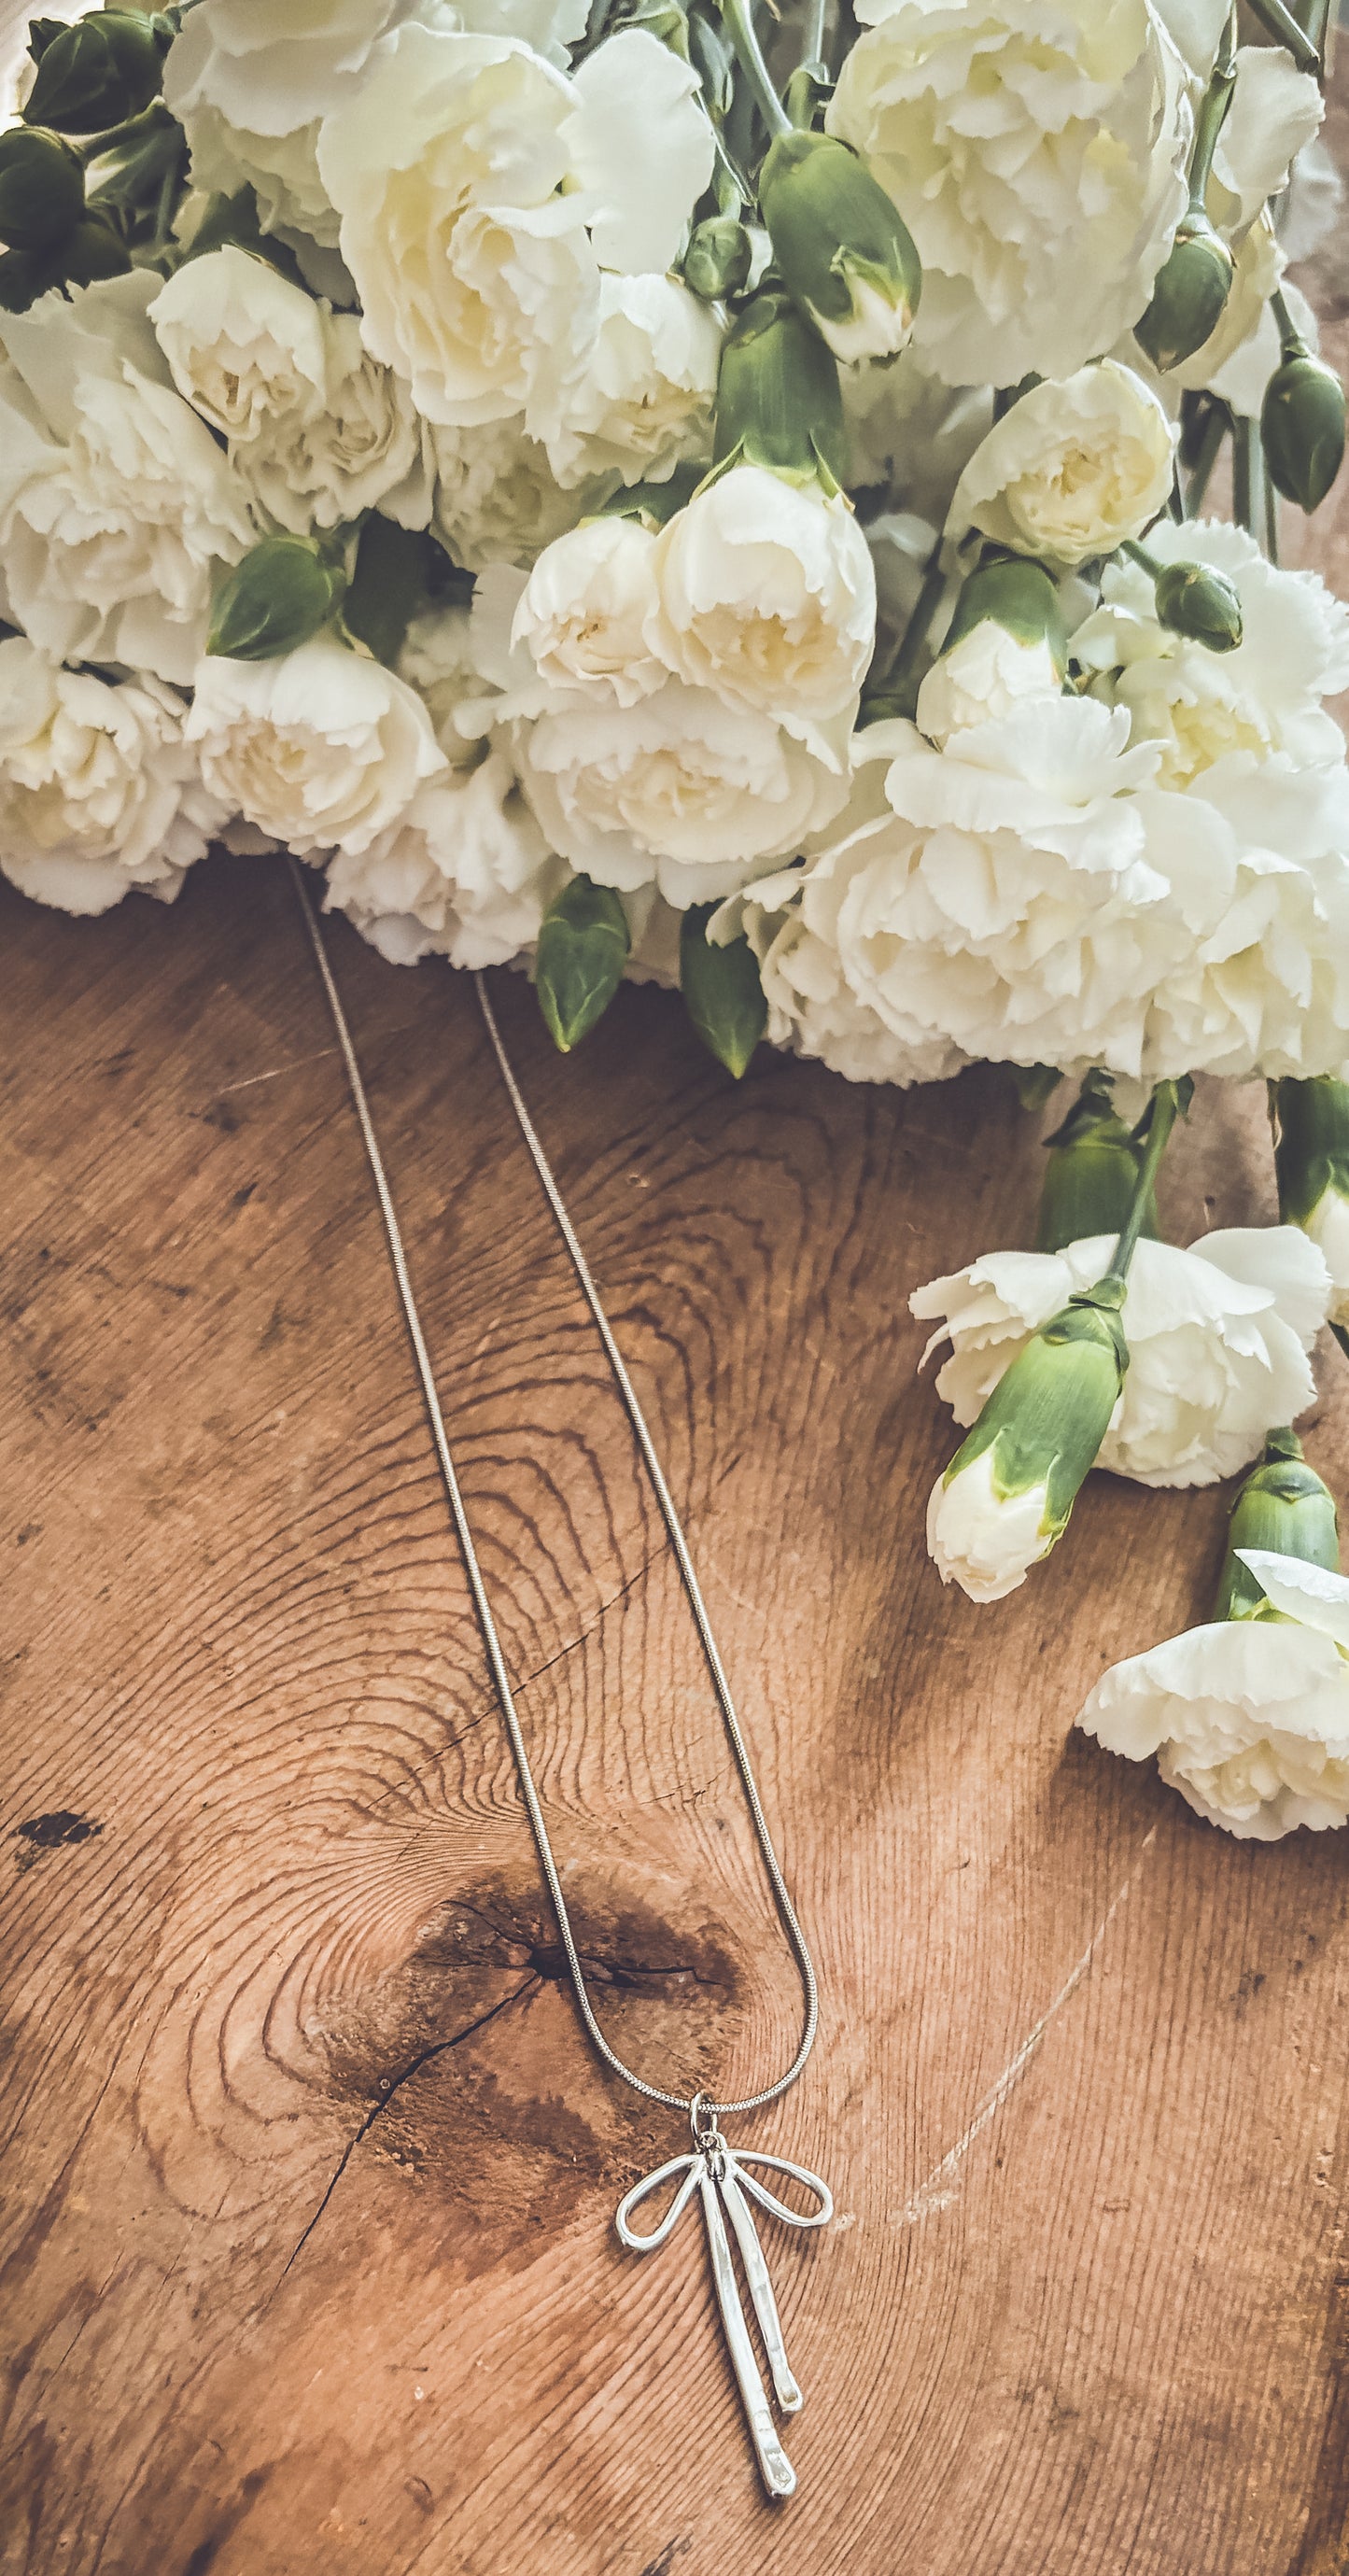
xmin=3 ymin=837 xmax=1349 ymax=2576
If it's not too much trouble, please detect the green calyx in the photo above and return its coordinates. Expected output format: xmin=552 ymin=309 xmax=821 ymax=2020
xmin=942 ymin=551 xmax=1067 ymax=674
xmin=207 ymin=536 xmax=347 ymax=661
xmin=944 ymin=1287 xmax=1128 ymax=1545
xmin=713 ymin=289 xmax=848 ymax=490
xmin=1036 ymin=1074 xmax=1159 ymax=1253
xmin=1272 ymin=1076 xmax=1349 ymax=1228
xmin=683 ymin=215 xmax=752 ymax=303
xmin=23 ymin=12 xmax=168 ymax=134
xmin=758 ymin=130 xmax=920 ymax=365
xmin=680 ymin=904 xmax=767 ymax=1078
xmin=1262 ymin=348 xmax=1346 ymax=516
xmin=1152 ymin=556 xmax=1244 ymax=654
xmin=1214 ymin=1430 xmax=1341 ymax=1622
xmin=1134 ymin=214 xmax=1233 ymax=374
xmin=534 ymin=875 xmax=630 ymax=1054
xmin=0 ymin=124 xmax=84 ymax=250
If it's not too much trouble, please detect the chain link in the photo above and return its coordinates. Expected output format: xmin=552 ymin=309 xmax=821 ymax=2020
xmin=292 ymin=863 xmax=819 ymax=2120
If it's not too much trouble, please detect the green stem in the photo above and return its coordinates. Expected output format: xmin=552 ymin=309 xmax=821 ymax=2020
xmin=1270 ymin=285 xmax=1307 ymax=359
xmin=1265 ymin=462 xmax=1281 ymax=565
xmin=1186 ymin=404 xmax=1228 ymax=516
xmin=876 ymin=543 xmax=948 ymax=719
xmin=1104 ymin=1082 xmax=1182 ymax=1283
xmin=718 ymin=0 xmax=791 ymax=138
xmin=1187 ymin=8 xmax=1237 ymax=208
xmin=1242 ymin=0 xmax=1320 ymax=74
xmin=150 ymin=155 xmax=179 ymax=255
xmin=1123 ymin=536 xmax=1161 ymax=576
xmin=1232 ymin=416 xmax=1258 ymax=535
xmin=805 ymin=0 xmax=828 ymax=66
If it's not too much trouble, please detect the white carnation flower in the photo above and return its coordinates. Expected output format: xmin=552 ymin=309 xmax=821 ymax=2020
xmin=513 ymin=518 xmax=668 ymax=708
xmin=318 ymin=26 xmax=600 ymax=437
xmin=515 ymin=684 xmax=853 ymax=909
xmin=1073 ymin=517 xmax=1349 ymax=784
xmin=1071 ymin=526 xmax=1349 ymax=1061
xmin=149 ymin=250 xmax=432 ymax=534
xmin=251 ymin=315 xmax=433 ymax=533
xmin=1300 ymin=1192 xmax=1349 ymax=1330
xmin=0 ymin=638 xmax=225 ymax=918
xmin=1077 ymin=1551 xmax=1349 ymax=1837
xmin=431 ymin=415 xmax=607 ymax=573
xmin=912 ymin=1227 xmax=1331 ymax=1489
xmin=1210 ymin=47 xmax=1323 ymax=237
xmin=148 ymin=246 xmax=329 ymax=440
xmin=947 ymin=363 xmax=1176 ymax=570
xmin=0 ymin=275 xmax=257 ymax=686
xmin=560 ymin=30 xmax=715 ymax=275
xmin=826 ymin=0 xmax=1188 ymax=387
xmin=648 ymin=467 xmax=877 ymax=733
xmin=718 ymin=855 xmax=972 ymax=1087
xmin=322 ymin=749 xmax=560 ymax=967
xmin=545 ymin=273 xmax=722 ymax=491
xmin=915 ymin=624 xmax=1063 ymax=748
xmin=793 ymin=699 xmax=1176 ymax=1081
xmin=186 ymin=636 xmax=446 ymax=857
xmin=165 ymin=0 xmax=415 ymax=134
xmin=926 ymin=1444 xmax=1053 ymax=1603
xmin=397 ymin=603 xmax=485 ymax=762
xmin=317 ymin=25 xmax=711 ymax=443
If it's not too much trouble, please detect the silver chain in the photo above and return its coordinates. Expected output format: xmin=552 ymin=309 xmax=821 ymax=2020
xmin=291 ymin=862 xmax=820 ymax=2119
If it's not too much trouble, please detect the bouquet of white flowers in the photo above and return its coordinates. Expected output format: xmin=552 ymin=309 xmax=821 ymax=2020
xmin=3 ymin=0 xmax=1349 ymax=1837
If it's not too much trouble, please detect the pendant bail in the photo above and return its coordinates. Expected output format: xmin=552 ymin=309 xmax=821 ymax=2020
xmin=690 ymin=2090 xmax=724 ymax=2151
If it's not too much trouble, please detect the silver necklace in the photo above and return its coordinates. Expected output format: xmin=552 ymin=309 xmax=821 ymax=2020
xmin=292 ymin=863 xmax=831 ymax=2499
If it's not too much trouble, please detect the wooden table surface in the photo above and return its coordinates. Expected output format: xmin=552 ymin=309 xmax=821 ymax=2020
xmin=7 ymin=58 xmax=1349 ymax=2576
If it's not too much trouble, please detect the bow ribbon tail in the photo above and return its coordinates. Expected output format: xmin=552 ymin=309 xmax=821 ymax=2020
xmin=717 ymin=2157 xmax=802 ymax=2414
xmin=696 ymin=2164 xmax=797 ymax=2499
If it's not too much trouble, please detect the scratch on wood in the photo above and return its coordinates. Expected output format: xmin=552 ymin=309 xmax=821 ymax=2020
xmin=897 ymin=1824 xmax=1160 ymax=2226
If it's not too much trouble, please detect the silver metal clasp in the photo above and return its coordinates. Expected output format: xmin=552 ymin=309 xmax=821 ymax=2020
xmin=689 ymin=2090 xmax=724 ymax=2168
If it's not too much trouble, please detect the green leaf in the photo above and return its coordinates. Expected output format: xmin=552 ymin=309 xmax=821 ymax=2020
xmin=207 ymin=537 xmax=346 ymax=661
xmin=534 ymin=877 xmax=630 ymax=1053
xmin=342 ymin=516 xmax=439 ymax=669
xmin=680 ymin=904 xmax=766 ymax=1077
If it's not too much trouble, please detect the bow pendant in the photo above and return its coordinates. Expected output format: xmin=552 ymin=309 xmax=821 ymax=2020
xmin=615 ymin=2102 xmax=832 ymax=2498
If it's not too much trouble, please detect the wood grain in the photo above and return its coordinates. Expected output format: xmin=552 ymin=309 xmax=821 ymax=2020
xmin=4 ymin=848 xmax=1349 ymax=2576
xmin=5 ymin=28 xmax=1349 ymax=2568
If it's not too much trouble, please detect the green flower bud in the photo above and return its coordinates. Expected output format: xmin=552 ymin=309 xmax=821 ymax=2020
xmin=207 ymin=536 xmax=346 ymax=662
xmin=0 ymin=125 xmax=84 ymax=250
xmin=683 ymin=215 xmax=752 ymax=303
xmin=680 ymin=904 xmax=766 ymax=1078
xmin=714 ymin=289 xmax=848 ymax=490
xmin=1261 ymin=349 xmax=1346 ymax=515
xmin=62 ymin=214 xmax=133 ymax=286
xmin=1133 ymin=213 xmax=1233 ymax=373
xmin=1273 ymin=1076 xmax=1349 ymax=1229
xmin=931 ymin=1284 xmax=1128 ymax=1595
xmin=0 ymin=244 xmax=59 ymax=311
xmin=1152 ymin=556 xmax=1243 ymax=654
xmin=23 ymin=11 xmax=167 ymax=134
xmin=758 ymin=129 xmax=920 ymax=367
xmin=534 ymin=875 xmax=630 ymax=1053
xmin=942 ymin=551 xmax=1067 ymax=674
xmin=1213 ymin=1431 xmax=1341 ymax=1622
xmin=1036 ymin=1074 xmax=1159 ymax=1253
